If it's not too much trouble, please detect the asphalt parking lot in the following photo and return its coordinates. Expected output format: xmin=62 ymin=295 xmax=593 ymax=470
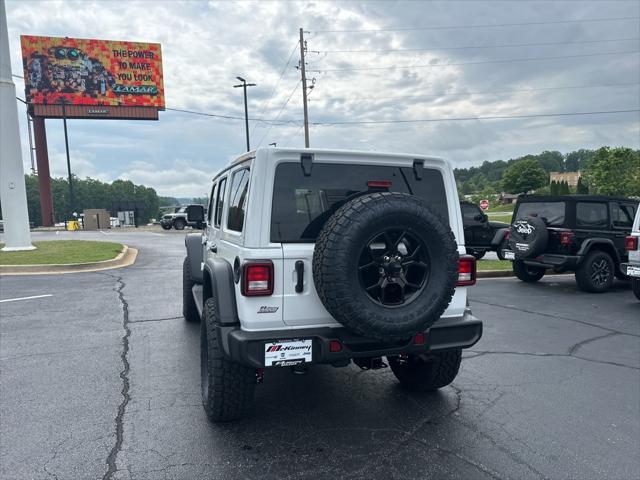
xmin=1 ymin=230 xmax=638 ymax=480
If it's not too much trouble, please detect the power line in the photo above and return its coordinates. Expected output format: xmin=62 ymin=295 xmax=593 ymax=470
xmin=311 ymin=16 xmax=640 ymax=33
xmin=315 ymin=81 xmax=640 ymax=102
xmin=164 ymin=107 xmax=296 ymax=125
xmin=308 ymin=49 xmax=640 ymax=73
xmin=311 ymin=37 xmax=640 ymax=54
xmin=310 ymin=109 xmax=640 ymax=126
xmin=249 ymin=40 xmax=299 ymax=138
xmin=256 ymin=79 xmax=302 ymax=147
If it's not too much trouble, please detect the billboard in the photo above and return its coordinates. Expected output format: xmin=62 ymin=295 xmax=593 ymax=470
xmin=20 ymin=35 xmax=165 ymax=108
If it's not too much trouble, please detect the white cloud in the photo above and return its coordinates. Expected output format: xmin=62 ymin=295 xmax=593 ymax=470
xmin=7 ymin=0 xmax=640 ymax=197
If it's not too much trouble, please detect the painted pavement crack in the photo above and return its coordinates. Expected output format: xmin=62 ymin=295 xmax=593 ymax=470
xmin=102 ymin=274 xmax=131 ymax=480
xmin=464 ymin=350 xmax=639 ymax=370
xmin=471 ymin=298 xmax=640 ymax=337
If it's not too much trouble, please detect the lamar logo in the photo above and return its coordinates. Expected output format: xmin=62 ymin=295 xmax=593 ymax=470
xmin=266 ymin=344 xmax=312 ymax=353
xmin=258 ymin=306 xmax=278 ymax=314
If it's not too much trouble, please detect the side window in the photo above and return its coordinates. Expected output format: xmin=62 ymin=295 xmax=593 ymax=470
xmin=611 ymin=203 xmax=636 ymax=228
xmin=214 ymin=177 xmax=227 ymax=228
xmin=226 ymin=168 xmax=251 ymax=232
xmin=462 ymin=204 xmax=480 ymax=222
xmin=207 ymin=183 xmax=217 ymax=224
xmin=576 ymin=202 xmax=608 ymax=228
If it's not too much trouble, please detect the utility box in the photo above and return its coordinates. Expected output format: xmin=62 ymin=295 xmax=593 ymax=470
xmin=83 ymin=209 xmax=111 ymax=230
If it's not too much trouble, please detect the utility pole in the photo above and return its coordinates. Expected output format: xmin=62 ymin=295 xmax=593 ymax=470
xmin=299 ymin=28 xmax=310 ymax=148
xmin=60 ymin=98 xmax=74 ymax=217
xmin=233 ymin=76 xmax=256 ymax=151
xmin=0 ymin=0 xmax=34 ymax=250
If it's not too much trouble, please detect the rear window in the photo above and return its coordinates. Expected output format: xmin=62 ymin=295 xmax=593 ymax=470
xmin=270 ymin=162 xmax=449 ymax=243
xmin=515 ymin=201 xmax=565 ymax=226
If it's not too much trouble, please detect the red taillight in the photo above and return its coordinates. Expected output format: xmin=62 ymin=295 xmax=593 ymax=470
xmin=367 ymin=180 xmax=392 ymax=188
xmin=457 ymin=255 xmax=476 ymax=286
xmin=504 ymin=230 xmax=510 ymax=240
xmin=413 ymin=332 xmax=425 ymax=345
xmin=625 ymin=235 xmax=639 ymax=252
xmin=242 ymin=261 xmax=274 ymax=296
xmin=560 ymin=231 xmax=574 ymax=245
xmin=329 ymin=340 xmax=342 ymax=353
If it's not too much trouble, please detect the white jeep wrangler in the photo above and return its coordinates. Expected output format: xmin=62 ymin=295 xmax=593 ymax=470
xmin=183 ymin=148 xmax=482 ymax=422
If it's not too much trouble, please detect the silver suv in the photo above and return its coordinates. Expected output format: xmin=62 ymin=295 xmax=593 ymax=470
xmin=183 ymin=148 xmax=482 ymax=421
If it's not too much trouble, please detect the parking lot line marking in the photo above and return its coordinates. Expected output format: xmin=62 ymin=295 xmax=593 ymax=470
xmin=0 ymin=294 xmax=53 ymax=304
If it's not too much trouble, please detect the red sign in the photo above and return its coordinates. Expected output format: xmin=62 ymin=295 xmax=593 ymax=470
xmin=479 ymin=199 xmax=489 ymax=211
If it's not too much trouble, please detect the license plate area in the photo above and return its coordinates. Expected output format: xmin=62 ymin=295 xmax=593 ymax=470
xmin=264 ymin=339 xmax=312 ymax=367
xmin=504 ymin=250 xmax=515 ymax=260
xmin=626 ymin=265 xmax=640 ymax=278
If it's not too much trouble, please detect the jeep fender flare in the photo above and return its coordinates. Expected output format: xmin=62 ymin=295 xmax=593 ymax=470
xmin=184 ymin=233 xmax=204 ymax=284
xmin=577 ymin=238 xmax=621 ymax=265
xmin=490 ymin=227 xmax=509 ymax=248
xmin=202 ymin=257 xmax=239 ymax=326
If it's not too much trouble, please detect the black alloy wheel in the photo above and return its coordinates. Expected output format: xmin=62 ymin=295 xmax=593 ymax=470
xmin=358 ymin=229 xmax=431 ymax=307
xmin=590 ymin=257 xmax=611 ymax=288
xmin=575 ymin=250 xmax=614 ymax=293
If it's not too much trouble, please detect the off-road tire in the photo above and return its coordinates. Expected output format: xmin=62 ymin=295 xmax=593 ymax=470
xmin=513 ymin=260 xmax=545 ymax=283
xmin=468 ymin=249 xmax=486 ymax=260
xmin=201 ymin=298 xmax=255 ymax=422
xmin=182 ymin=258 xmax=200 ymax=323
xmin=575 ymin=250 xmax=614 ymax=293
xmin=509 ymin=216 xmax=549 ymax=259
xmin=174 ymin=218 xmax=186 ymax=230
xmin=388 ymin=349 xmax=462 ymax=392
xmin=496 ymin=239 xmax=509 ymax=261
xmin=313 ymin=192 xmax=459 ymax=342
xmin=161 ymin=223 xmax=172 ymax=230
xmin=632 ymin=278 xmax=640 ymax=300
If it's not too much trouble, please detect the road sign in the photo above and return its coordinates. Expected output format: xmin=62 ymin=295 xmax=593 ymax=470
xmin=479 ymin=199 xmax=489 ymax=211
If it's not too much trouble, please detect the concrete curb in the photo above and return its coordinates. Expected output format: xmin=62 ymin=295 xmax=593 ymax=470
xmin=478 ymin=269 xmax=570 ymax=279
xmin=478 ymin=270 xmax=514 ymax=278
xmin=0 ymin=245 xmax=138 ymax=276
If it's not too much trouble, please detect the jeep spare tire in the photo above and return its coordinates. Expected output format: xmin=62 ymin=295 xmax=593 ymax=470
xmin=508 ymin=216 xmax=548 ymax=259
xmin=313 ymin=192 xmax=459 ymax=342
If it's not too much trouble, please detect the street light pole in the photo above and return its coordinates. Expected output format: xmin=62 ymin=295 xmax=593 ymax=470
xmin=233 ymin=76 xmax=256 ymax=151
xmin=60 ymin=98 xmax=74 ymax=216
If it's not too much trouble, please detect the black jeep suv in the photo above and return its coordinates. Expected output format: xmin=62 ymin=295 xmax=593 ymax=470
xmin=460 ymin=201 xmax=510 ymax=259
xmin=500 ymin=195 xmax=638 ymax=293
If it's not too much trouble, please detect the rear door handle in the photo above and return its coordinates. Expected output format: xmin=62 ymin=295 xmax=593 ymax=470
xmin=295 ymin=260 xmax=304 ymax=293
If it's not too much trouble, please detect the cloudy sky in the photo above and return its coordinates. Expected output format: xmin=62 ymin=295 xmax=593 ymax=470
xmin=6 ymin=0 xmax=640 ymax=197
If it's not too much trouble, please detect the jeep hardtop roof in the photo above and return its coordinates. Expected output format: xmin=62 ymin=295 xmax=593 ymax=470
xmin=214 ymin=147 xmax=447 ymax=181
xmin=517 ymin=194 xmax=637 ymax=204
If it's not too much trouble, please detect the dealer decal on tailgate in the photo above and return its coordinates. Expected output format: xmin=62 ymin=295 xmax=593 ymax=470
xmin=264 ymin=339 xmax=312 ymax=366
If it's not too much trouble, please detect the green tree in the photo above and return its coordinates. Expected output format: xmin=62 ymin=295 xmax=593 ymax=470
xmin=560 ymin=180 xmax=570 ymax=195
xmin=564 ymin=149 xmax=595 ymax=172
xmin=534 ymin=151 xmax=564 ymax=173
xmin=583 ymin=147 xmax=640 ymax=196
xmin=550 ymin=181 xmax=558 ymax=195
xmin=576 ymin=176 xmax=588 ymax=194
xmin=502 ymin=159 xmax=547 ymax=194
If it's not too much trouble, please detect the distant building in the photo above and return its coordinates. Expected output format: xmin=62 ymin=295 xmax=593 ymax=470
xmin=500 ymin=193 xmax=519 ymax=204
xmin=550 ymin=171 xmax=581 ymax=187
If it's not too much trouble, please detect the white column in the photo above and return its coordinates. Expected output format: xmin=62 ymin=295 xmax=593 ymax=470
xmin=0 ymin=0 xmax=35 ymax=251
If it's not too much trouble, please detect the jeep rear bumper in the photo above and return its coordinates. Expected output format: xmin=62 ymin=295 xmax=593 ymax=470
xmin=502 ymin=249 xmax=581 ymax=271
xmin=216 ymin=311 xmax=482 ymax=368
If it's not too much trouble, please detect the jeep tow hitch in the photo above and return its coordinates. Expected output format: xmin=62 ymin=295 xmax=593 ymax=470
xmin=353 ymin=357 xmax=388 ymax=370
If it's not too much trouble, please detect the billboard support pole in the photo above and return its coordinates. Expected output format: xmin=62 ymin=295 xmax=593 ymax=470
xmin=60 ymin=99 xmax=75 ymax=217
xmin=32 ymin=116 xmax=55 ymax=226
xmin=0 ymin=0 xmax=35 ymax=250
